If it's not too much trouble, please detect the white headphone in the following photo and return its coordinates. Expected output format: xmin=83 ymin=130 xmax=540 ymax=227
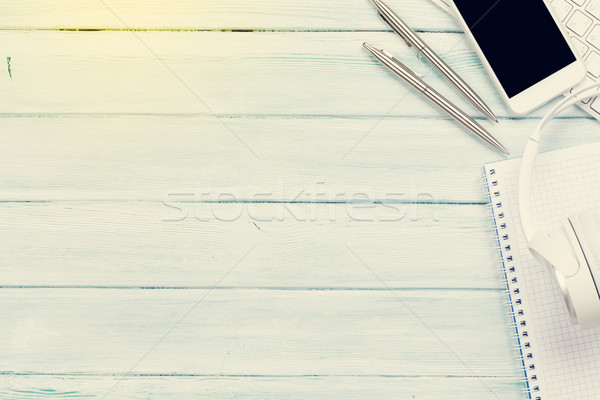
xmin=519 ymin=83 xmax=600 ymax=330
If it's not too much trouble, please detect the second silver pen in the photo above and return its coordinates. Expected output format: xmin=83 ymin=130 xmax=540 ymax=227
xmin=363 ymin=42 xmax=508 ymax=155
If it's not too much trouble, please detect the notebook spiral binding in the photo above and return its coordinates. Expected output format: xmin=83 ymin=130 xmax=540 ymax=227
xmin=483 ymin=168 xmax=542 ymax=400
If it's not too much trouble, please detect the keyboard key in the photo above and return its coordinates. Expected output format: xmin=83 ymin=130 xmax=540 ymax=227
xmin=567 ymin=10 xmax=594 ymax=36
xmin=587 ymin=51 xmax=600 ymax=77
xmin=587 ymin=0 xmax=600 ymax=19
xmin=573 ymin=36 xmax=590 ymax=56
xmin=590 ymin=97 xmax=600 ymax=113
xmin=572 ymin=0 xmax=587 ymax=5
xmin=553 ymin=0 xmax=573 ymax=21
xmin=570 ymin=75 xmax=597 ymax=103
xmin=582 ymin=94 xmax=595 ymax=104
xmin=587 ymin=25 xmax=600 ymax=50
xmin=580 ymin=93 xmax=594 ymax=104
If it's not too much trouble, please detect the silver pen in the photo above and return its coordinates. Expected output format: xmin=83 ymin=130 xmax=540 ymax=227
xmin=363 ymin=42 xmax=509 ymax=155
xmin=372 ymin=0 xmax=498 ymax=123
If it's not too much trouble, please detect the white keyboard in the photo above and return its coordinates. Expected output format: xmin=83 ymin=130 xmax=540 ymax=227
xmin=551 ymin=0 xmax=600 ymax=118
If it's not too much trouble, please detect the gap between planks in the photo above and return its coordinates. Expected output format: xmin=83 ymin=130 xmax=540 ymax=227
xmin=0 ymin=113 xmax=593 ymax=120
xmin=0 ymin=286 xmax=503 ymax=291
xmin=0 ymin=28 xmax=462 ymax=33
xmin=1 ymin=372 xmax=516 ymax=378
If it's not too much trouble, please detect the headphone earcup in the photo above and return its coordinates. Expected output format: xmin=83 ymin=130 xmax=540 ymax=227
xmin=565 ymin=211 xmax=600 ymax=329
xmin=528 ymin=228 xmax=579 ymax=278
xmin=569 ymin=211 xmax=600 ymax=290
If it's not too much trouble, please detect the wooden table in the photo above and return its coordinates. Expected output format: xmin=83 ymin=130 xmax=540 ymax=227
xmin=2 ymin=1 xmax=598 ymax=398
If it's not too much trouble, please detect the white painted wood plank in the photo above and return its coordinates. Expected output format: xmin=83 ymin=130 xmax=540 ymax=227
xmin=0 ymin=4 xmax=527 ymax=399
xmin=0 ymin=202 xmax=501 ymax=288
xmin=1 ymin=117 xmax=598 ymax=202
xmin=0 ymin=375 xmax=524 ymax=400
xmin=0 ymin=289 xmax=519 ymax=376
xmin=0 ymin=0 xmax=459 ymax=31
xmin=0 ymin=31 xmax=588 ymax=118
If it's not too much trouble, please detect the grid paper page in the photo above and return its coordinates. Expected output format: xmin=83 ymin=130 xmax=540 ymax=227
xmin=485 ymin=142 xmax=600 ymax=400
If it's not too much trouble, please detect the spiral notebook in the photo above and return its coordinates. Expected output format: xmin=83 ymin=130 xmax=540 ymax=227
xmin=483 ymin=143 xmax=600 ymax=400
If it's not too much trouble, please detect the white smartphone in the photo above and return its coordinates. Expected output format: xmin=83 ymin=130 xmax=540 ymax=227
xmin=450 ymin=0 xmax=586 ymax=114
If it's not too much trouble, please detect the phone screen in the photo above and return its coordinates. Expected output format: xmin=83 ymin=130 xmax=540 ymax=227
xmin=453 ymin=0 xmax=577 ymax=98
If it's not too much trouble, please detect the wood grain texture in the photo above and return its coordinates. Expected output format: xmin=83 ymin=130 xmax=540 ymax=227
xmin=0 ymin=1 xmax=544 ymax=398
xmin=0 ymin=375 xmax=524 ymax=400
xmin=1 ymin=202 xmax=501 ymax=288
xmin=0 ymin=0 xmax=459 ymax=31
xmin=0 ymin=376 xmax=523 ymax=400
xmin=0 ymin=289 xmax=518 ymax=376
xmin=0 ymin=30 xmax=589 ymax=118
xmin=1 ymin=116 xmax=598 ymax=202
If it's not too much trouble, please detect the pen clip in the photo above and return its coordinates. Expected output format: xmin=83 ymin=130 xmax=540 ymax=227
xmin=381 ymin=50 xmax=422 ymax=79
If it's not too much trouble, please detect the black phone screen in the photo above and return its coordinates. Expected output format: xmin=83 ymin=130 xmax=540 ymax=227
xmin=453 ymin=0 xmax=577 ymax=98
